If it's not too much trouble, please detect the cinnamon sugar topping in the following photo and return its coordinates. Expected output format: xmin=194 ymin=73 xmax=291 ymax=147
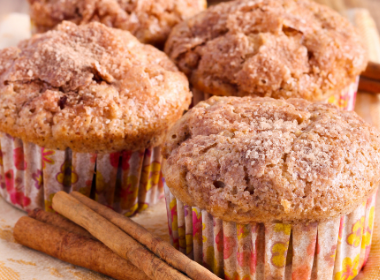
xmin=165 ymin=0 xmax=368 ymax=101
xmin=163 ymin=97 xmax=380 ymax=223
xmin=28 ymin=0 xmax=207 ymax=46
xmin=0 ymin=22 xmax=191 ymax=153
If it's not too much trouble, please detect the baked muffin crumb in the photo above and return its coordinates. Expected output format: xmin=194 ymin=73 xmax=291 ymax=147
xmin=28 ymin=0 xmax=207 ymax=46
xmin=0 ymin=21 xmax=191 ymax=153
xmin=163 ymin=96 xmax=380 ymax=223
xmin=165 ymin=0 xmax=367 ymax=101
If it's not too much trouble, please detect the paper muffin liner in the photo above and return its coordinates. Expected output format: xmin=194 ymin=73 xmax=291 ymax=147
xmin=192 ymin=77 xmax=359 ymax=111
xmin=165 ymin=186 xmax=377 ymax=280
xmin=0 ymin=133 xmax=165 ymax=216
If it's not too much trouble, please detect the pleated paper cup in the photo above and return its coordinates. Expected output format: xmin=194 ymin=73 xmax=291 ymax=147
xmin=0 ymin=133 xmax=165 ymax=216
xmin=165 ymin=186 xmax=377 ymax=280
xmin=192 ymin=78 xmax=359 ymax=111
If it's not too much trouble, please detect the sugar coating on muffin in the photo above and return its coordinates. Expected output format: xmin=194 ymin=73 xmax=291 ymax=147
xmin=165 ymin=0 xmax=367 ymax=101
xmin=0 ymin=21 xmax=191 ymax=153
xmin=28 ymin=0 xmax=207 ymax=46
xmin=163 ymin=96 xmax=380 ymax=223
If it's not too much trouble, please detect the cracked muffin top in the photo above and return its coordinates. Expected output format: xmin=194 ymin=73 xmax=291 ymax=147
xmin=28 ymin=0 xmax=207 ymax=47
xmin=163 ymin=96 xmax=380 ymax=223
xmin=0 ymin=21 xmax=191 ymax=153
xmin=165 ymin=0 xmax=367 ymax=102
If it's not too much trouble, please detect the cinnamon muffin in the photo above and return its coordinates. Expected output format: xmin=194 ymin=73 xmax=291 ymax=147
xmin=28 ymin=0 xmax=207 ymax=47
xmin=163 ymin=96 xmax=380 ymax=279
xmin=165 ymin=0 xmax=367 ymax=106
xmin=0 ymin=21 xmax=191 ymax=215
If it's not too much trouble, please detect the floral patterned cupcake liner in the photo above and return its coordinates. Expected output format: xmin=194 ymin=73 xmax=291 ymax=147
xmin=165 ymin=186 xmax=377 ymax=280
xmin=0 ymin=133 xmax=165 ymax=216
xmin=192 ymin=78 xmax=359 ymax=111
xmin=327 ymin=77 xmax=359 ymax=111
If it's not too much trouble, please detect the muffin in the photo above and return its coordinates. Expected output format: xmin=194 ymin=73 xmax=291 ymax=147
xmin=27 ymin=0 xmax=207 ymax=47
xmin=165 ymin=0 xmax=368 ymax=110
xmin=163 ymin=96 xmax=380 ymax=279
xmin=0 ymin=21 xmax=191 ymax=215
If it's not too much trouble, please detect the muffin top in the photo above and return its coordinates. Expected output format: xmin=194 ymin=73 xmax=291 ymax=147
xmin=28 ymin=0 xmax=207 ymax=47
xmin=0 ymin=21 xmax=191 ymax=153
xmin=165 ymin=0 xmax=367 ymax=102
xmin=163 ymin=97 xmax=380 ymax=223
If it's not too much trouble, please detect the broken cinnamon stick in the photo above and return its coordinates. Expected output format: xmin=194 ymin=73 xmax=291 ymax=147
xmin=52 ymin=191 xmax=191 ymax=280
xmin=70 ymin=191 xmax=222 ymax=280
xmin=14 ymin=216 xmax=147 ymax=280
xmin=362 ymin=61 xmax=380 ymax=81
xmin=28 ymin=208 xmax=93 ymax=239
xmin=358 ymin=77 xmax=380 ymax=94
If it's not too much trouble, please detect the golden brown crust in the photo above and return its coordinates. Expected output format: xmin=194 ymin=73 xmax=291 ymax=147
xmin=0 ymin=22 xmax=192 ymax=153
xmin=163 ymin=96 xmax=380 ymax=223
xmin=28 ymin=0 xmax=207 ymax=47
xmin=165 ymin=0 xmax=368 ymax=101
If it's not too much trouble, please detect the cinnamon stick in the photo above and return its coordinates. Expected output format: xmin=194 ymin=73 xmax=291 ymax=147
xmin=362 ymin=61 xmax=380 ymax=81
xmin=358 ymin=77 xmax=380 ymax=94
xmin=52 ymin=191 xmax=190 ymax=280
xmin=28 ymin=208 xmax=93 ymax=239
xmin=14 ymin=216 xmax=147 ymax=280
xmin=70 ymin=191 xmax=222 ymax=280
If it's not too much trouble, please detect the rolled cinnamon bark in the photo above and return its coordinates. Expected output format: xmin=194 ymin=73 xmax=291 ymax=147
xmin=70 ymin=191 xmax=222 ymax=280
xmin=52 ymin=191 xmax=191 ymax=280
xmin=14 ymin=216 xmax=147 ymax=280
xmin=359 ymin=77 xmax=380 ymax=94
xmin=28 ymin=208 xmax=93 ymax=239
xmin=362 ymin=61 xmax=380 ymax=81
